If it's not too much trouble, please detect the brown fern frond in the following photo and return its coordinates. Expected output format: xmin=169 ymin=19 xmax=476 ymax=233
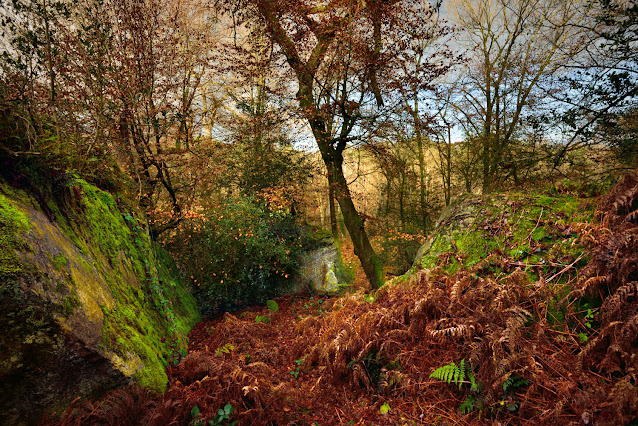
xmin=498 ymin=307 xmax=532 ymax=351
xmin=607 ymin=374 xmax=638 ymax=423
xmin=603 ymin=170 xmax=638 ymax=223
xmin=351 ymin=362 xmax=372 ymax=389
xmin=429 ymin=318 xmax=476 ymax=341
xmin=407 ymin=297 xmax=443 ymax=336
xmin=450 ymin=274 xmax=473 ymax=300
xmin=601 ymin=281 xmax=638 ymax=322
xmin=564 ymin=276 xmax=609 ymax=304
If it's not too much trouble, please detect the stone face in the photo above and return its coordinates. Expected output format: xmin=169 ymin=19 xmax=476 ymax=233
xmin=296 ymin=241 xmax=341 ymax=294
xmin=0 ymin=179 xmax=201 ymax=425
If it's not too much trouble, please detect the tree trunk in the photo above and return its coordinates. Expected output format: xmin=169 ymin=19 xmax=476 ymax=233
xmin=322 ymin=144 xmax=383 ymax=289
xmin=482 ymin=135 xmax=492 ymax=193
xmin=328 ymin=177 xmax=340 ymax=240
xmin=415 ymin=132 xmax=428 ymax=234
xmin=445 ymin=125 xmax=452 ymax=206
xmin=399 ymin=169 xmax=406 ymax=232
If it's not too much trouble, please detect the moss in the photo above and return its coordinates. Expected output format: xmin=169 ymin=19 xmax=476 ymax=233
xmin=100 ymin=305 xmax=169 ymax=392
xmin=1 ymin=175 xmax=200 ymax=394
xmin=0 ymin=193 xmax=31 ymax=230
xmin=68 ymin=180 xmax=200 ymax=391
xmin=154 ymin=243 xmax=201 ymax=332
xmin=61 ymin=291 xmax=80 ymax=317
xmin=51 ymin=253 xmax=68 ymax=270
xmin=75 ymin=180 xmax=143 ymax=275
xmin=0 ymin=192 xmax=31 ymax=282
xmin=419 ymin=235 xmax=453 ymax=270
xmin=416 ymin=194 xmax=595 ymax=278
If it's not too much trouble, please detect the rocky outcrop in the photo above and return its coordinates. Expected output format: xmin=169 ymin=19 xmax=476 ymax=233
xmin=412 ymin=193 xmax=594 ymax=274
xmin=295 ymin=239 xmax=341 ymax=293
xmin=0 ymin=178 xmax=201 ymax=425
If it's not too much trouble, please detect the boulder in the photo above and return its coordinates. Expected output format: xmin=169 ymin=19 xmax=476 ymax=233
xmin=295 ymin=240 xmax=341 ymax=294
xmin=413 ymin=193 xmax=595 ymax=275
xmin=0 ymin=178 xmax=200 ymax=425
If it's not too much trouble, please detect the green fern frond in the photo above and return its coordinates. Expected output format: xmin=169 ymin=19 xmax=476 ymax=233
xmin=469 ymin=368 xmax=479 ymax=392
xmin=502 ymin=375 xmax=529 ymax=392
xmin=429 ymin=361 xmax=458 ymax=384
xmin=459 ymin=395 xmax=476 ymax=415
xmin=430 ymin=359 xmax=475 ymax=390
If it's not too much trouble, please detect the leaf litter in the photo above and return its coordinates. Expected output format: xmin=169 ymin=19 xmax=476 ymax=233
xmin=43 ymin=173 xmax=638 ymax=425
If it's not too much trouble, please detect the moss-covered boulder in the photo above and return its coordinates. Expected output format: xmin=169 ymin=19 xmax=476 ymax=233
xmin=413 ymin=193 xmax=595 ymax=280
xmin=0 ymin=177 xmax=200 ymax=425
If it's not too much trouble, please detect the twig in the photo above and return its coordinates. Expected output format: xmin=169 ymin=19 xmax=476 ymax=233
xmin=526 ymin=207 xmax=544 ymax=243
xmin=546 ymin=254 xmax=585 ymax=283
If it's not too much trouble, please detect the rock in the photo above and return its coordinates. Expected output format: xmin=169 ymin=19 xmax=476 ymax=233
xmin=0 ymin=178 xmax=201 ymax=425
xmin=412 ymin=193 xmax=595 ymax=274
xmin=295 ymin=240 xmax=341 ymax=294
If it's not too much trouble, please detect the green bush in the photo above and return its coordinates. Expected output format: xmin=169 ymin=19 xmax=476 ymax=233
xmin=184 ymin=197 xmax=313 ymax=314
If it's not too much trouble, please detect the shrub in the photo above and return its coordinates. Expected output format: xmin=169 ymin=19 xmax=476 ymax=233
xmin=181 ymin=196 xmax=314 ymax=314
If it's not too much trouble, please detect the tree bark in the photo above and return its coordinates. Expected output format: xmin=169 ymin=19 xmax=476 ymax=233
xmin=328 ymin=177 xmax=340 ymax=240
xmin=322 ymin=144 xmax=383 ymax=289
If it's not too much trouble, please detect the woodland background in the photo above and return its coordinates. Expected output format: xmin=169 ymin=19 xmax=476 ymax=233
xmin=1 ymin=0 xmax=636 ymax=298
xmin=1 ymin=0 xmax=638 ymax=423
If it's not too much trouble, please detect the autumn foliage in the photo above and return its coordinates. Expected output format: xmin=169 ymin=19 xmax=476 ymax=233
xmin=40 ymin=173 xmax=638 ymax=425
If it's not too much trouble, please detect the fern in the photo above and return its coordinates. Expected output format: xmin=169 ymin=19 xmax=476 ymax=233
xmin=429 ymin=359 xmax=478 ymax=391
xmin=502 ymin=375 xmax=529 ymax=393
xmin=215 ymin=343 xmax=235 ymax=356
xmin=459 ymin=395 xmax=476 ymax=414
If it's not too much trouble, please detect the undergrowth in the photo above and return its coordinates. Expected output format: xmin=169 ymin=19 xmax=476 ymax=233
xmin=43 ymin=175 xmax=638 ymax=425
xmin=166 ymin=196 xmax=317 ymax=314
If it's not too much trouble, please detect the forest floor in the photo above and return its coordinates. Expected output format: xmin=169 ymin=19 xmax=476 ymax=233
xmin=45 ymin=175 xmax=638 ymax=426
xmin=183 ymin=292 xmax=457 ymax=425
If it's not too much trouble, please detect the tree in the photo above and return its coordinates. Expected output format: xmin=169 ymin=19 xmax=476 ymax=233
xmin=552 ymin=0 xmax=638 ymax=170
xmin=59 ymin=0 xmax=218 ymax=238
xmin=0 ymin=0 xmax=70 ymax=157
xmin=383 ymin=0 xmax=457 ymax=228
xmin=1 ymin=0 xmax=220 ymax=238
xmin=218 ymin=0 xmax=410 ymax=288
xmin=432 ymin=93 xmax=456 ymax=205
xmin=451 ymin=0 xmax=586 ymax=191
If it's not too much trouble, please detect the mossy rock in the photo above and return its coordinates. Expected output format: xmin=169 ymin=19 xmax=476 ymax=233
xmin=294 ymin=242 xmax=342 ymax=294
xmin=413 ymin=193 xmax=595 ymax=280
xmin=0 ymin=177 xmax=200 ymax=425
